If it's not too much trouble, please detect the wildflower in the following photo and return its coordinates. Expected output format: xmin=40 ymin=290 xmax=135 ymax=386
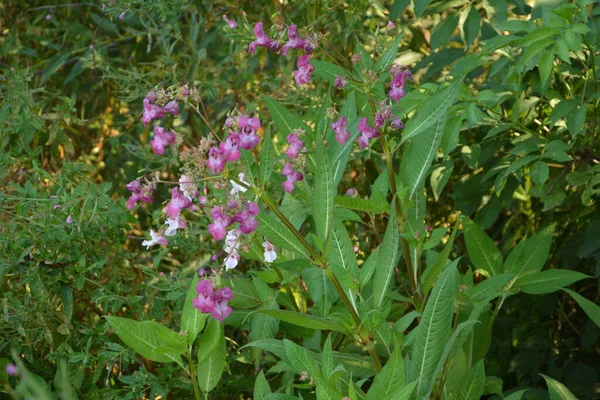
xmin=357 ymin=117 xmax=379 ymax=149
xmin=233 ymin=202 xmax=259 ymax=234
xmin=125 ymin=179 xmax=154 ymax=209
xmin=207 ymin=147 xmax=227 ymax=174
xmin=293 ymin=55 xmax=314 ymax=86
xmin=164 ymin=187 xmax=192 ymax=219
xmin=345 ymin=188 xmax=358 ymax=197
xmin=285 ymin=133 xmax=305 ymax=159
xmin=151 ymin=126 xmax=176 ymax=155
xmin=163 ymin=100 xmax=180 ymax=116
xmin=389 ymin=67 xmax=412 ymax=102
xmin=142 ymin=229 xmax=168 ymax=249
xmin=262 ymin=241 xmax=277 ymax=263
xmin=335 ymin=76 xmax=347 ymax=89
xmin=387 ymin=21 xmax=394 ymax=28
xmin=230 ymin=173 xmax=249 ymax=195
xmin=224 ymin=229 xmax=242 ymax=254
xmin=193 ymin=280 xmax=215 ymax=313
xmin=351 ymin=53 xmax=362 ymax=64
xmin=66 ymin=215 xmax=73 ymax=224
xmin=141 ymin=94 xmax=166 ymax=127
xmin=5 ymin=364 xmax=18 ymax=376
xmin=45 ymin=14 xmax=52 ymax=20
xmin=224 ymin=249 xmax=240 ymax=270
xmin=219 ymin=133 xmax=241 ymax=162
xmin=281 ymin=24 xmax=305 ymax=56
xmin=228 ymin=19 xmax=237 ymax=29
xmin=164 ymin=216 xmax=186 ymax=236
xmin=391 ymin=118 xmax=404 ymax=130
xmin=179 ymin=174 xmax=199 ymax=201
xmin=375 ymin=103 xmax=391 ymax=128
xmin=208 ymin=206 xmax=233 ymax=240
xmin=211 ymin=299 xmax=233 ymax=321
xmin=331 ymin=116 xmax=351 ymax=145
xmin=237 ymin=115 xmax=261 ymax=149
xmin=248 ymin=22 xmax=272 ymax=53
xmin=198 ymin=268 xmax=206 ymax=277
xmin=119 ymin=11 xmax=126 ymax=20
xmin=282 ymin=162 xmax=304 ymax=193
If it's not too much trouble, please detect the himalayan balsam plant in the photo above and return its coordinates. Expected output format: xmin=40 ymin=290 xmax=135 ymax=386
xmin=98 ymin=18 xmax=594 ymax=400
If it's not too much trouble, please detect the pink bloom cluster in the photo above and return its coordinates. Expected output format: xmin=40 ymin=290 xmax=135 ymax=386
xmin=335 ymin=76 xmax=347 ymax=89
xmin=282 ymin=162 xmax=304 ymax=193
xmin=126 ymin=179 xmax=155 ymax=209
xmin=357 ymin=118 xmax=379 ymax=149
xmin=151 ymin=126 xmax=176 ymax=155
xmin=208 ymin=201 xmax=259 ymax=241
xmin=207 ymin=115 xmax=261 ymax=174
xmin=375 ymin=100 xmax=404 ymax=130
xmin=142 ymin=91 xmax=179 ymax=127
xmin=388 ymin=66 xmax=412 ymax=102
xmin=248 ymin=23 xmax=316 ymax=86
xmin=331 ymin=116 xmax=351 ymax=145
xmin=222 ymin=14 xmax=237 ymax=29
xmin=193 ymin=280 xmax=233 ymax=321
xmin=285 ymin=132 xmax=305 ymax=160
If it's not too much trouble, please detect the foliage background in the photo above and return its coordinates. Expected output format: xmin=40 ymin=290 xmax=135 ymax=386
xmin=1 ymin=0 xmax=599 ymax=399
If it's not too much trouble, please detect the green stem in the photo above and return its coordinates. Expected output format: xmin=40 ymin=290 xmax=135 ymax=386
xmin=187 ymin=352 xmax=202 ymax=400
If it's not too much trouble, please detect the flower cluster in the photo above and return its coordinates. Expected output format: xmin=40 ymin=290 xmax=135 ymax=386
xmin=357 ymin=118 xmax=379 ymax=149
xmin=388 ymin=65 xmax=412 ymax=102
xmin=331 ymin=116 xmax=351 ymax=145
xmin=193 ymin=280 xmax=233 ymax=321
xmin=126 ymin=179 xmax=155 ymax=210
xmin=282 ymin=162 xmax=304 ymax=193
xmin=208 ymin=200 xmax=259 ymax=242
xmin=141 ymin=89 xmax=185 ymax=157
xmin=222 ymin=14 xmax=237 ymax=29
xmin=207 ymin=114 xmax=261 ymax=174
xmin=248 ymin=23 xmax=316 ymax=86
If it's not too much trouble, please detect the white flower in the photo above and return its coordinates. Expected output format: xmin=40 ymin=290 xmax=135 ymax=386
xmin=262 ymin=241 xmax=277 ymax=263
xmin=224 ymin=249 xmax=240 ymax=270
xmin=224 ymin=229 xmax=242 ymax=253
xmin=142 ymin=230 xmax=168 ymax=249
xmin=179 ymin=174 xmax=198 ymax=201
xmin=164 ymin=217 xmax=186 ymax=236
xmin=230 ymin=173 xmax=249 ymax=196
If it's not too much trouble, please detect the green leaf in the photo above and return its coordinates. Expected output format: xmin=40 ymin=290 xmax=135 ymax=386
xmin=400 ymin=116 xmax=446 ymax=200
xmin=540 ymin=374 xmax=578 ymax=400
xmin=458 ymin=361 xmax=486 ymax=400
xmin=390 ymin=0 xmax=410 ymax=21
xmin=563 ymin=288 xmax=600 ymax=329
xmin=240 ymin=150 xmax=258 ymax=184
xmin=365 ymin=347 xmax=405 ymax=400
xmin=400 ymin=76 xmax=463 ymax=145
xmin=41 ymin=53 xmax=70 ymax=85
xmin=463 ymin=218 xmax=503 ymax=276
xmin=227 ymin=278 xmax=262 ymax=309
xmin=302 ymin=267 xmax=338 ymax=316
xmin=197 ymin=323 xmax=226 ymax=393
xmin=257 ymin=213 xmax=309 ymax=258
xmin=105 ymin=316 xmax=186 ymax=363
xmin=520 ymin=27 xmax=561 ymax=47
xmin=422 ymin=225 xmax=458 ymax=295
xmin=263 ymin=95 xmax=311 ymax=139
xmin=54 ymin=358 xmax=77 ymax=400
xmin=468 ymin=274 xmax=515 ymax=303
xmin=321 ymin=335 xmax=334 ymax=379
xmin=539 ymin=46 xmax=555 ymax=90
xmin=394 ymin=311 xmax=420 ymax=332
xmin=334 ymin=196 xmax=388 ymax=214
xmin=373 ymin=207 xmax=401 ymax=308
xmin=254 ymin=370 xmax=272 ymax=400
xmin=515 ymin=270 xmax=589 ymax=294
xmin=414 ymin=0 xmax=433 ymax=17
xmin=181 ymin=275 xmax=209 ymax=345
xmin=411 ymin=261 xmax=459 ymax=396
xmin=431 ymin=14 xmax=459 ymax=50
xmin=462 ymin=7 xmax=481 ymax=47
xmin=314 ymin=139 xmax=334 ymax=243
xmin=196 ymin=318 xmax=222 ymax=364
xmin=312 ymin=59 xmax=348 ymax=85
xmin=530 ymin=161 xmax=549 ymax=186
xmin=260 ymin=128 xmax=275 ymax=185
xmin=360 ymin=245 xmax=381 ymax=289
xmin=256 ymin=310 xmax=347 ymax=333
xmin=505 ymin=225 xmax=554 ymax=277
xmin=503 ymin=390 xmax=528 ymax=400
xmin=329 ymin=218 xmax=360 ymax=293
xmin=375 ymin=32 xmax=405 ymax=72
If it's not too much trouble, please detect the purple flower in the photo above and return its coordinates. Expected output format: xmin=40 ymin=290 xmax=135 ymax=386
xmin=45 ymin=14 xmax=52 ymax=20
xmin=5 ymin=364 xmax=18 ymax=376
xmin=141 ymin=94 xmax=167 ymax=127
xmin=335 ymin=76 xmax=347 ymax=89
xmin=331 ymin=116 xmax=351 ymax=145
xmin=233 ymin=202 xmax=259 ymax=234
xmin=357 ymin=118 xmax=379 ymax=149
xmin=126 ymin=179 xmax=154 ymax=209
xmin=208 ymin=206 xmax=233 ymax=241
xmin=293 ymin=55 xmax=314 ymax=86
xmin=219 ymin=133 xmax=241 ymax=162
xmin=345 ymin=188 xmax=358 ymax=197
xmin=210 ymin=301 xmax=232 ymax=321
xmin=179 ymin=174 xmax=199 ymax=200
xmin=285 ymin=133 xmax=305 ymax=159
xmin=281 ymin=24 xmax=305 ymax=56
xmin=391 ymin=118 xmax=404 ymax=130
xmin=248 ymin=22 xmax=272 ymax=53
xmin=151 ymin=126 xmax=176 ymax=155
xmin=282 ymin=162 xmax=304 ymax=193
xmin=119 ymin=11 xmax=126 ymax=20
xmin=214 ymin=287 xmax=233 ymax=302
xmin=238 ymin=115 xmax=261 ymax=150
xmin=142 ymin=229 xmax=168 ymax=249
xmin=163 ymin=100 xmax=179 ymax=116
xmin=193 ymin=280 xmax=215 ymax=313
xmin=228 ymin=19 xmax=237 ymax=29
xmin=164 ymin=187 xmax=192 ymax=219
xmin=66 ymin=215 xmax=73 ymax=224
xmin=388 ymin=68 xmax=412 ymax=102
xmin=207 ymin=147 xmax=227 ymax=174
xmin=375 ymin=104 xmax=391 ymax=128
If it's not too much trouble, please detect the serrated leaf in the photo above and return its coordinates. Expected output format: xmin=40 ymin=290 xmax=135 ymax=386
xmin=365 ymin=347 xmax=405 ymax=400
xmin=181 ymin=275 xmax=209 ymax=345
xmin=411 ymin=261 xmax=459 ymax=397
xmin=458 ymin=361 xmax=486 ymax=400
xmin=515 ymin=270 xmax=589 ymax=294
xmin=196 ymin=318 xmax=222 ymax=364
xmin=197 ymin=324 xmax=226 ymax=393
xmin=263 ymin=95 xmax=311 ymax=139
xmin=505 ymin=225 xmax=554 ymax=277
xmin=260 ymin=128 xmax=275 ymax=184
xmin=360 ymin=245 xmax=381 ymax=289
xmin=463 ymin=218 xmax=502 ymax=276
xmin=530 ymin=161 xmax=549 ymax=186
xmin=431 ymin=14 xmax=458 ymax=50
xmin=257 ymin=213 xmax=309 ymax=258
xmin=105 ymin=317 xmax=185 ymax=363
xmin=302 ymin=267 xmax=338 ymax=316
xmin=462 ymin=7 xmax=481 ymax=47
xmin=334 ymin=196 xmax=388 ymax=214
xmin=467 ymin=274 xmax=515 ymax=303
xmin=562 ymin=289 xmax=600 ymax=329
xmin=373 ymin=207 xmax=401 ymax=308
xmin=329 ymin=218 xmax=360 ymax=294
xmin=400 ymin=77 xmax=463 ymax=145
xmin=314 ymin=139 xmax=334 ymax=243
xmin=375 ymin=31 xmax=405 ymax=72
xmin=254 ymin=370 xmax=272 ymax=400
xmin=312 ymin=59 xmax=348 ymax=85
xmin=520 ymin=27 xmax=560 ymax=47
xmin=256 ymin=309 xmax=347 ymax=333
xmin=540 ymin=374 xmax=578 ymax=400
xmin=539 ymin=46 xmax=555 ymax=91
xmin=414 ymin=0 xmax=433 ymax=17
xmin=422 ymin=225 xmax=458 ymax=295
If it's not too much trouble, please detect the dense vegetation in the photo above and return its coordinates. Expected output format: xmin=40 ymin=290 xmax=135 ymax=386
xmin=1 ymin=0 xmax=599 ymax=399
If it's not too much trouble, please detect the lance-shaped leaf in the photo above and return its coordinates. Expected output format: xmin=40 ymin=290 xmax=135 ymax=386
xmin=463 ymin=218 xmax=503 ymax=276
xmin=458 ymin=361 xmax=486 ymax=400
xmin=328 ymin=218 xmax=360 ymax=293
xmin=514 ymin=269 xmax=589 ymax=294
xmin=181 ymin=275 xmax=209 ymax=345
xmin=334 ymin=196 xmax=388 ymax=214
xmin=563 ymin=288 xmax=600 ymax=329
xmin=400 ymin=76 xmax=463 ymax=145
xmin=505 ymin=225 xmax=555 ymax=277
xmin=422 ymin=225 xmax=458 ymax=295
xmin=314 ymin=138 xmax=334 ymax=243
xmin=256 ymin=309 xmax=347 ymax=333
xmin=257 ymin=212 xmax=309 ymax=258
xmin=197 ymin=321 xmax=226 ymax=393
xmin=411 ymin=260 xmax=460 ymax=397
xmin=263 ymin=95 xmax=312 ymax=140
xmin=254 ymin=370 xmax=272 ymax=400
xmin=259 ymin=128 xmax=275 ymax=184
xmin=375 ymin=31 xmax=405 ymax=72
xmin=303 ymin=267 xmax=339 ymax=316
xmin=312 ymin=59 xmax=349 ymax=85
xmin=541 ymin=374 xmax=578 ymax=400
xmin=373 ymin=206 xmax=401 ymax=308
xmin=365 ymin=347 xmax=405 ymax=400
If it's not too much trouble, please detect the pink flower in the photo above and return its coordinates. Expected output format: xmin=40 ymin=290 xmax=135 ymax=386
xmin=163 ymin=100 xmax=179 ymax=116
xmin=345 ymin=188 xmax=358 ymax=197
xmin=282 ymin=162 xmax=304 ymax=193
xmin=248 ymin=22 xmax=272 ymax=53
xmin=391 ymin=118 xmax=404 ymax=130
xmin=281 ymin=24 xmax=305 ymax=56
xmin=164 ymin=216 xmax=186 ymax=236
xmin=210 ymin=301 xmax=232 ymax=321
xmin=142 ymin=229 xmax=168 ymax=249
xmin=388 ymin=68 xmax=412 ymax=102
xmin=331 ymin=116 xmax=350 ymax=145
xmin=193 ymin=280 xmax=215 ymax=313
xmin=66 ymin=215 xmax=73 ymax=224
xmin=387 ymin=21 xmax=394 ymax=28
xmin=219 ymin=133 xmax=241 ymax=162
xmin=45 ymin=14 xmax=52 ymax=20
xmin=285 ymin=133 xmax=304 ymax=160
xmin=214 ymin=287 xmax=233 ymax=302
xmin=141 ymin=94 xmax=167 ymax=126
xmin=126 ymin=179 xmax=154 ymax=209
xmin=357 ymin=118 xmax=379 ymax=149
xmin=335 ymin=76 xmax=347 ymax=89
xmin=179 ymin=174 xmax=199 ymax=201
xmin=228 ymin=19 xmax=237 ymax=29
xmin=119 ymin=11 xmax=126 ymax=20
xmin=293 ymin=55 xmax=314 ymax=86
xmin=224 ymin=249 xmax=240 ymax=270
xmin=238 ymin=115 xmax=261 ymax=150
xmin=151 ymin=126 xmax=176 ymax=155
xmin=164 ymin=187 xmax=192 ymax=219
xmin=5 ymin=364 xmax=18 ymax=376
xmin=208 ymin=206 xmax=233 ymax=240
xmin=233 ymin=202 xmax=259 ymax=234
xmin=207 ymin=147 xmax=227 ymax=174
